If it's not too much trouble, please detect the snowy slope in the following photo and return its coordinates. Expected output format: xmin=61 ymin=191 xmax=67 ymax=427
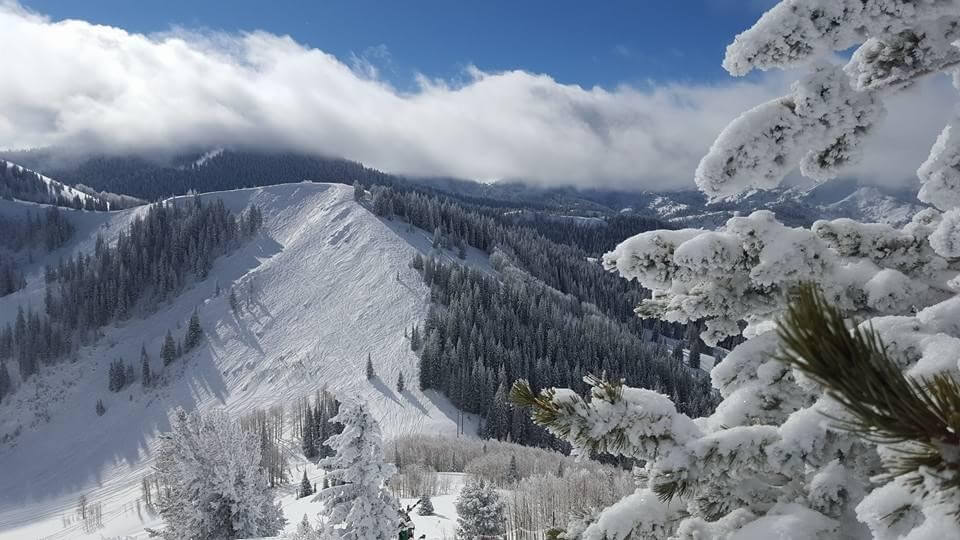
xmin=0 ymin=182 xmax=482 ymax=539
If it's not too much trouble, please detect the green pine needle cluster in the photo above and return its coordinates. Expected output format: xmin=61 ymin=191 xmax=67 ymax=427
xmin=510 ymin=374 xmax=630 ymax=457
xmin=778 ymin=283 xmax=960 ymax=511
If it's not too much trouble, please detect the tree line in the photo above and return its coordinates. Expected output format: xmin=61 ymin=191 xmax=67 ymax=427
xmin=41 ymin=151 xmax=401 ymax=202
xmin=503 ymin=211 xmax=673 ymax=257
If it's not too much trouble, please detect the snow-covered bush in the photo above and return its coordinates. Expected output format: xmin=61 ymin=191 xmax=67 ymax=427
xmin=154 ymin=407 xmax=284 ymax=540
xmin=313 ymin=400 xmax=400 ymax=540
xmin=514 ymin=1 xmax=960 ymax=538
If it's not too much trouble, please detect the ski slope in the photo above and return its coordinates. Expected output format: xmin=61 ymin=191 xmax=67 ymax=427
xmin=0 ymin=182 xmax=484 ymax=539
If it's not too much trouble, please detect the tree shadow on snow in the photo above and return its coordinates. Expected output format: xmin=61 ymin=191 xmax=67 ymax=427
xmin=401 ymin=389 xmax=429 ymax=415
xmin=370 ymin=376 xmax=403 ymax=406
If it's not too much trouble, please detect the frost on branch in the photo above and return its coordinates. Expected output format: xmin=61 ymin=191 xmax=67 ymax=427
xmin=723 ymin=0 xmax=960 ymax=76
xmin=695 ymin=64 xmax=884 ymax=199
xmin=605 ymin=209 xmax=955 ymax=345
xmin=510 ymin=375 xmax=700 ymax=464
xmin=919 ymin=123 xmax=960 ymax=211
xmin=846 ymin=18 xmax=960 ymax=91
xmin=703 ymin=1 xmax=960 ymax=199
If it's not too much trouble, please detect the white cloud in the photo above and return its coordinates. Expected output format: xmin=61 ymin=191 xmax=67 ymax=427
xmin=0 ymin=2 xmax=955 ymax=191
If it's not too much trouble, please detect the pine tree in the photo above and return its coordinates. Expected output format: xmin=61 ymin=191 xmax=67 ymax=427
xmin=455 ymin=478 xmax=505 ymax=539
xmin=0 ymin=362 xmax=10 ymax=404
xmin=141 ymin=345 xmax=151 ymax=388
xmin=778 ymin=284 xmax=960 ymax=516
xmin=290 ymin=514 xmax=318 ymax=540
xmin=125 ymin=363 xmax=135 ymax=386
xmin=229 ymin=287 xmax=239 ymax=312
xmin=108 ymin=361 xmax=117 ymax=392
xmin=161 ymin=330 xmax=176 ymax=366
xmin=687 ymin=343 xmax=701 ymax=370
xmin=302 ymin=406 xmax=317 ymax=459
xmin=315 ymin=401 xmax=400 ymax=539
xmin=411 ymin=254 xmax=424 ymax=271
xmin=365 ymin=353 xmax=375 ymax=380
xmin=417 ymin=495 xmax=434 ymax=516
xmin=508 ymin=454 xmax=520 ymax=483
xmin=155 ymin=408 xmax=284 ymax=539
xmin=354 ymin=181 xmax=364 ymax=201
xmin=95 ymin=399 xmax=105 ymax=416
xmin=299 ymin=471 xmax=313 ymax=498
xmin=671 ymin=342 xmax=683 ymax=362
xmin=396 ymin=372 xmax=405 ymax=393
xmin=410 ymin=325 xmax=421 ymax=351
xmin=184 ymin=310 xmax=203 ymax=351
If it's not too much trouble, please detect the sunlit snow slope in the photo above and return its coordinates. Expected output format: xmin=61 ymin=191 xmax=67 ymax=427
xmin=0 ymin=182 xmax=481 ymax=539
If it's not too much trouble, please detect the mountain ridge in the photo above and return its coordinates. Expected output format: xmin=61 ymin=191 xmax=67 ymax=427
xmin=0 ymin=182 xmax=480 ymax=538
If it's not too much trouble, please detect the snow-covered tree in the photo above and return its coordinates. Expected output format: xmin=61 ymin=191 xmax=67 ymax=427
xmin=299 ymin=471 xmax=313 ymax=498
xmin=313 ymin=400 xmax=400 ymax=539
xmin=154 ymin=407 xmax=284 ymax=540
xmin=397 ymin=371 xmax=405 ymax=393
xmin=286 ymin=514 xmax=319 ymax=540
xmin=455 ymin=478 xmax=505 ymax=539
xmin=512 ymin=2 xmax=960 ymax=538
xmin=417 ymin=494 xmax=434 ymax=516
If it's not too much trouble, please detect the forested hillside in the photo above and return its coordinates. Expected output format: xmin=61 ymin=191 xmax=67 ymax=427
xmin=0 ymin=160 xmax=118 ymax=210
xmin=413 ymin=256 xmax=715 ymax=448
xmin=0 ymin=206 xmax=74 ymax=297
xmin=367 ymin=185 xmax=697 ymax=344
xmin=0 ymin=197 xmax=262 ymax=391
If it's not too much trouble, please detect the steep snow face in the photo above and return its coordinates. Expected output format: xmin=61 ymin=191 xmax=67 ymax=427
xmin=0 ymin=182 xmax=479 ymax=538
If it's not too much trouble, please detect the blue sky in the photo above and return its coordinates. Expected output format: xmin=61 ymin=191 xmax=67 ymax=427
xmin=21 ymin=0 xmax=774 ymax=89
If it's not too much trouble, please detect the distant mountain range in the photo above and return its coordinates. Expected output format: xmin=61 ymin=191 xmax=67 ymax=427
xmin=0 ymin=147 xmax=926 ymax=228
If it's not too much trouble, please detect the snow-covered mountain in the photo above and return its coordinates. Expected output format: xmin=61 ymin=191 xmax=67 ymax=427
xmin=0 ymin=182 xmax=482 ymax=539
xmin=0 ymin=160 xmax=115 ymax=210
xmin=621 ymin=179 xmax=927 ymax=229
